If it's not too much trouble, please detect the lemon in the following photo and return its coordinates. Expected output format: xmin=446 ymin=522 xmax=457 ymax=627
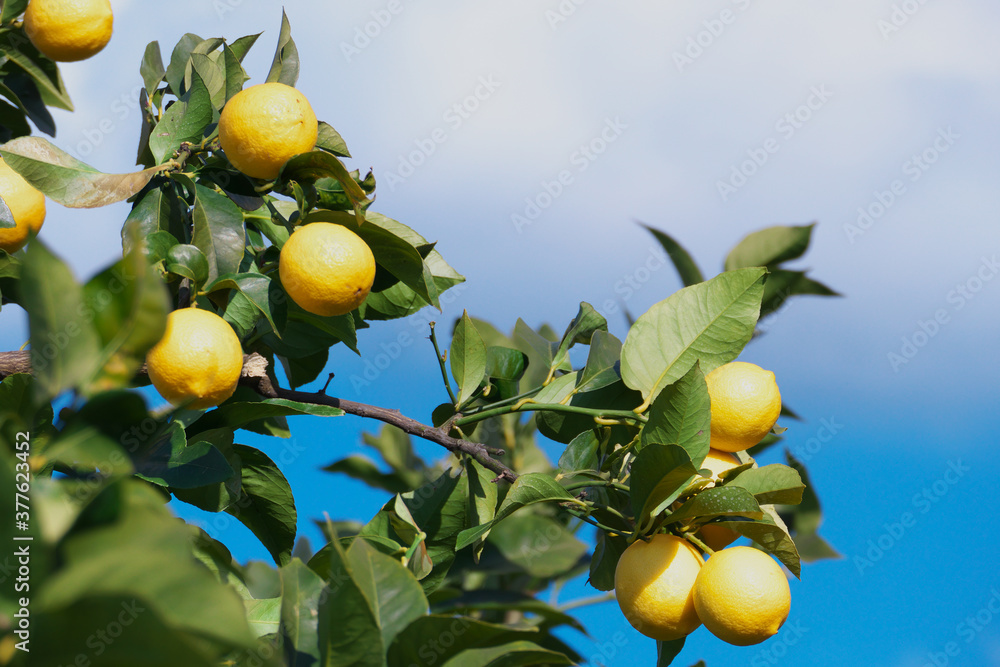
xmin=695 ymin=449 xmax=742 ymax=551
xmin=279 ymin=222 xmax=376 ymax=317
xmin=704 ymin=361 xmax=781 ymax=452
xmin=146 ymin=308 xmax=244 ymax=410
xmin=693 ymin=546 xmax=791 ymax=646
xmin=23 ymin=0 xmax=113 ymax=62
xmin=218 ymin=82 xmax=318 ymax=180
xmin=0 ymin=158 xmax=45 ymax=254
xmin=614 ymin=534 xmax=703 ymax=641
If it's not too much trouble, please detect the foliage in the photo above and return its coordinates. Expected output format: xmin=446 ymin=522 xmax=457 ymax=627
xmin=0 ymin=11 xmax=839 ymax=667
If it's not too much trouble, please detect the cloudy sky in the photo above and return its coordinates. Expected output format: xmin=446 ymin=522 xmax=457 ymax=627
xmin=3 ymin=1 xmax=999 ymax=665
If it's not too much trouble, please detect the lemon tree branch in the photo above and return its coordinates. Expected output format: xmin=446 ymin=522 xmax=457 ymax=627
xmin=0 ymin=350 xmax=518 ymax=483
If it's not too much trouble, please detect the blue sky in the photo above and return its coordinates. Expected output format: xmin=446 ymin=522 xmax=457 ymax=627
xmin=3 ymin=0 xmax=1000 ymax=664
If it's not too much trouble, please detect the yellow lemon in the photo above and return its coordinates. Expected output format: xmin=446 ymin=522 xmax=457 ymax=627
xmin=614 ymin=534 xmax=703 ymax=641
xmin=0 ymin=158 xmax=45 ymax=254
xmin=218 ymin=83 xmax=318 ymax=180
xmin=693 ymin=546 xmax=791 ymax=646
xmin=146 ymin=308 xmax=244 ymax=410
xmin=279 ymin=222 xmax=376 ymax=317
xmin=24 ymin=0 xmax=113 ymax=62
xmin=695 ymin=449 xmax=742 ymax=551
xmin=704 ymin=361 xmax=781 ymax=452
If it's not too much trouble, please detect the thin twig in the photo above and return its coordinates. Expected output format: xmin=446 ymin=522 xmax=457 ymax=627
xmin=0 ymin=350 xmax=519 ymax=483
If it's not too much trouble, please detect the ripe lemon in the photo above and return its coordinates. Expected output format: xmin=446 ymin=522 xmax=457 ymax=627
xmin=614 ymin=534 xmax=703 ymax=641
xmin=704 ymin=361 xmax=781 ymax=452
xmin=696 ymin=449 xmax=742 ymax=550
xmin=279 ymin=222 xmax=376 ymax=317
xmin=23 ymin=0 xmax=113 ymax=62
xmin=693 ymin=546 xmax=791 ymax=646
xmin=0 ymin=158 xmax=45 ymax=254
xmin=146 ymin=308 xmax=244 ymax=410
xmin=218 ymin=83 xmax=318 ymax=180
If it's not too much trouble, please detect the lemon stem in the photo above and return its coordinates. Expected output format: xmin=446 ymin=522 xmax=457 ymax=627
xmin=681 ymin=530 xmax=715 ymax=556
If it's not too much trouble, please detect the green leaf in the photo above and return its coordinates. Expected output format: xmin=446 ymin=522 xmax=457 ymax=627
xmin=629 ymin=444 xmax=699 ymax=525
xmin=513 ymin=318 xmax=562 ymax=375
xmin=642 ymin=223 xmax=704 ymax=287
xmin=132 ymin=422 xmax=234 ymax=489
xmin=316 ymin=121 xmax=350 ymax=157
xmin=348 ymin=537 xmax=429 ymax=648
xmin=37 ymin=480 xmax=257 ymax=652
xmin=664 ymin=486 xmax=763 ymax=525
xmin=724 ymin=223 xmax=815 ymax=271
xmin=206 ymin=272 xmax=287 ymax=338
xmin=656 ymin=638 xmax=686 ymax=667
xmin=0 ymin=0 xmax=29 ymax=24
xmin=83 ymin=227 xmax=170 ymax=392
xmin=577 ymin=331 xmax=622 ymax=393
xmin=123 ymin=182 xmax=188 ymax=246
xmin=222 ymin=43 xmax=250 ymax=103
xmin=317 ymin=524 xmax=385 ymax=667
xmin=141 ymin=41 xmax=167 ymax=94
xmin=244 ymin=597 xmax=282 ymax=638
xmin=398 ymin=469 xmax=468 ymax=593
xmin=534 ymin=373 xmax=641 ymax=445
xmin=715 ymin=507 xmax=801 ymax=577
xmin=0 ymin=29 xmax=73 ymax=110
xmin=589 ymin=531 xmax=628 ymax=592
xmin=21 ymin=240 xmax=102 ymax=403
xmin=726 ymin=464 xmax=805 ymax=506
xmin=226 ymin=445 xmax=297 ymax=566
xmin=466 ymin=458 xmax=499 ymax=562
xmin=165 ymin=243 xmax=209 ymax=286
xmin=279 ymin=558 xmax=325 ymax=665
xmin=0 ymin=71 xmax=54 ymax=137
xmin=639 ymin=364 xmax=710 ymax=466
xmin=164 ymin=33 xmax=202 ymax=95
xmin=266 ymin=10 xmax=299 ymax=86
xmin=189 ymin=395 xmax=343 ymax=438
xmin=456 ymin=473 xmax=576 ymax=550
xmin=149 ymin=67 xmax=212 ymax=164
xmin=621 ymin=267 xmax=766 ymax=409
xmin=484 ymin=346 xmax=527 ymax=400
xmin=41 ymin=389 xmax=140 ymax=471
xmin=228 ymin=33 xmax=261 ymax=62
xmin=785 ymin=452 xmax=840 ymax=561
xmin=0 ymin=136 xmax=168 ymax=207
xmin=323 ymin=455 xmax=417 ymax=495
xmin=551 ymin=302 xmax=607 ymax=372
xmin=433 ymin=591 xmax=586 ymax=634
xmin=451 ymin=310 xmax=488 ymax=408
xmin=388 ymin=616 xmax=574 ymax=667
xmin=192 ymin=182 xmax=245 ymax=284
xmin=488 ymin=514 xmax=587 ymax=578
xmin=190 ymin=52 xmax=227 ymax=110
xmin=760 ymin=268 xmax=839 ymax=318
xmin=442 ymin=641 xmax=573 ymax=667
xmin=558 ymin=430 xmax=600 ymax=472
